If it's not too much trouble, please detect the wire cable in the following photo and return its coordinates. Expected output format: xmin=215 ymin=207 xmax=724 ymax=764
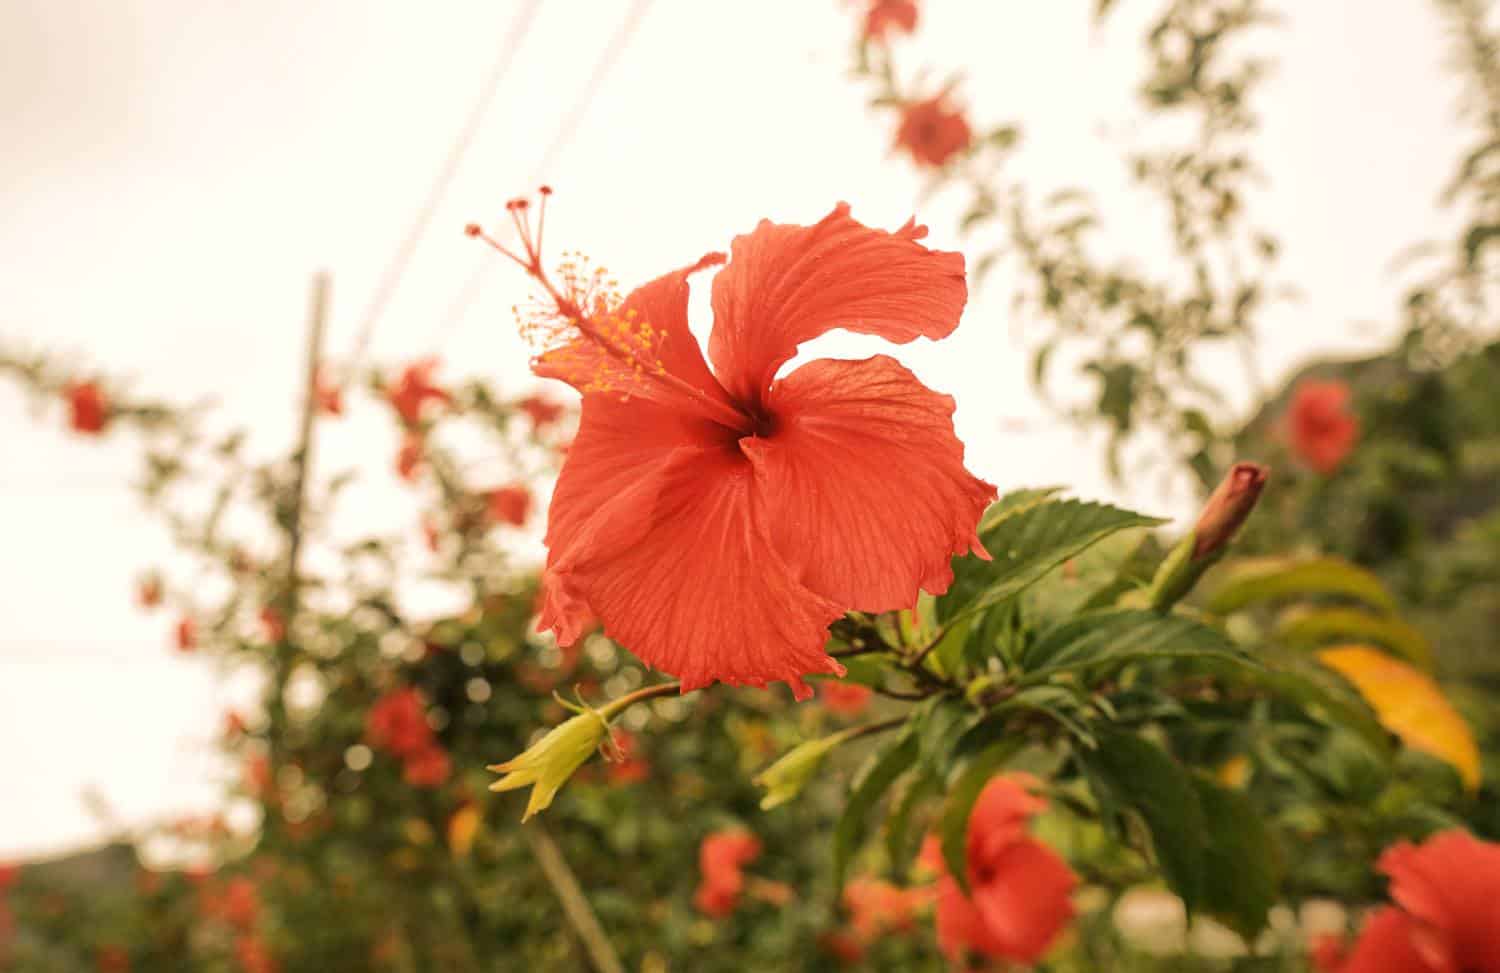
xmin=343 ymin=0 xmax=544 ymax=380
xmin=431 ymin=0 xmax=655 ymax=346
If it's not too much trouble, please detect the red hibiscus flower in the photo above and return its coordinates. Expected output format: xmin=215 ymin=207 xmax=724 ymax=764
xmin=863 ymin=0 xmax=918 ymax=42
xmin=517 ymin=393 xmax=566 ymax=430
xmin=402 ymin=745 xmax=451 ymax=789
xmin=314 ymin=366 xmax=343 ymax=417
xmin=1330 ymin=830 xmax=1500 ymax=973
xmin=895 ymin=96 xmax=973 ymax=169
xmin=388 ymin=358 xmax=451 ymax=427
xmin=64 ymin=380 xmax=109 ymax=434
xmin=471 ymin=198 xmax=993 ymax=698
xmin=136 ymin=574 xmax=163 ymax=609
xmin=844 ymin=876 xmax=926 ymax=940
xmin=259 ymin=606 xmax=285 ymax=643
xmin=395 ymin=431 xmax=425 ymax=482
xmin=923 ymin=775 xmax=1077 ymax=964
xmin=694 ymin=829 xmax=762 ymax=917
xmin=820 ymin=680 xmax=874 ymax=716
xmin=1285 ymin=379 xmax=1359 ymax=475
xmin=605 ymin=728 xmax=650 ymax=785
xmin=486 ymin=484 xmax=534 ymax=527
xmin=175 ymin=617 xmax=197 ymax=653
xmin=365 ymin=688 xmax=434 ymax=759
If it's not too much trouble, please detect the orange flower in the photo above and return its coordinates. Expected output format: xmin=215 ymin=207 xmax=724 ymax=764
xmin=136 ymin=574 xmax=163 ymax=609
xmin=923 ymin=775 xmax=1076 ymax=964
xmin=395 ymin=432 xmax=425 ymax=482
xmin=819 ymin=680 xmax=873 ymax=716
xmin=64 ymin=380 xmax=109 ymax=434
xmin=175 ymin=618 xmax=197 ymax=653
xmin=314 ymin=366 xmax=343 ymax=417
xmin=895 ymin=96 xmax=973 ymax=169
xmin=517 ymin=394 xmax=566 ymax=430
xmin=486 ymin=484 xmax=534 ymax=527
xmin=259 ymin=607 xmax=285 ymax=643
xmin=1285 ymin=380 xmax=1359 ymax=475
xmin=694 ymin=829 xmax=762 ymax=917
xmin=863 ymin=0 xmax=918 ymax=42
xmin=843 ymin=876 xmax=926 ymax=939
xmin=402 ymin=745 xmax=451 ymax=789
xmin=388 ymin=358 xmax=451 ymax=427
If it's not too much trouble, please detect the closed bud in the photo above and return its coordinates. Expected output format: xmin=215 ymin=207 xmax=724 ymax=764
xmin=753 ymin=727 xmax=861 ymax=811
xmin=1192 ymin=462 xmax=1269 ymax=561
xmin=488 ymin=694 xmax=612 ymax=820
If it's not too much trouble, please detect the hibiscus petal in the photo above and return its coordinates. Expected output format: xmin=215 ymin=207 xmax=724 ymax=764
xmin=1379 ymin=831 xmax=1500 ymax=973
xmin=533 ymin=255 xmax=740 ymax=422
xmin=743 ymin=355 xmax=994 ymax=612
xmin=537 ymin=393 xmax=721 ymax=644
xmin=970 ymin=838 xmax=1077 ymax=963
xmin=1338 ymin=908 xmax=1446 ymax=973
xmin=707 ymin=204 xmax=967 ymax=407
xmin=933 ymin=875 xmax=1008 ymax=962
xmin=542 ymin=431 xmax=846 ymax=696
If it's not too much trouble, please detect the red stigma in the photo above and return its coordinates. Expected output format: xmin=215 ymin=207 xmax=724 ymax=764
xmin=464 ymin=223 xmax=482 ymax=237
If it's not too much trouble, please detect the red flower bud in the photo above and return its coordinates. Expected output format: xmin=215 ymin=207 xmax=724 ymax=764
xmin=1192 ymin=462 xmax=1269 ymax=560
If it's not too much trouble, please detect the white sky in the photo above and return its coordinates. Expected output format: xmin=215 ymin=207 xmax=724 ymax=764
xmin=0 ymin=0 xmax=1469 ymax=857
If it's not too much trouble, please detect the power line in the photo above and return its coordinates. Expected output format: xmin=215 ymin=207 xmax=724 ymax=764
xmin=343 ymin=0 xmax=544 ymax=380
xmin=431 ymin=0 xmax=655 ymax=346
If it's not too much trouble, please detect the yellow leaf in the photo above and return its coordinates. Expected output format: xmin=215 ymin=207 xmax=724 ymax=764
xmin=1318 ymin=645 xmax=1480 ymax=791
xmin=448 ymin=802 xmax=482 ymax=858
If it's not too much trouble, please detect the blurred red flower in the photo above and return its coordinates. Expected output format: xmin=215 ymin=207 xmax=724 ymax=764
xmin=201 ymin=876 xmax=259 ymax=932
xmin=244 ymin=754 xmax=274 ymax=799
xmin=895 ymin=96 xmax=973 ymax=169
xmin=818 ymin=929 xmax=866 ymax=966
xmin=96 ymin=945 xmax=130 ymax=973
xmin=64 ymin=380 xmax=109 ymax=434
xmin=314 ymin=366 xmax=343 ymax=417
xmin=395 ymin=432 xmax=425 ymax=482
xmin=517 ymin=393 xmax=566 ymax=430
xmin=1331 ymin=830 xmax=1500 ymax=973
xmin=365 ymin=688 xmax=434 ymax=759
xmin=1310 ymin=932 xmax=1348 ymax=972
xmin=605 ymin=728 xmax=650 ymax=785
xmin=694 ymin=829 xmax=762 ymax=917
xmin=224 ymin=710 xmax=247 ymax=738
xmin=175 ymin=617 xmax=197 ymax=653
xmin=136 ymin=574 xmax=163 ymax=610
xmin=421 ymin=516 xmax=441 ymax=553
xmin=388 ymin=358 xmax=450 ymax=427
xmin=402 ymin=745 xmax=451 ymax=789
xmin=1285 ymin=379 xmax=1359 ymax=475
xmin=820 ymin=680 xmax=873 ymax=716
xmin=923 ymin=775 xmax=1076 ymax=964
xmin=234 ymin=934 xmax=279 ymax=973
xmin=0 ymin=864 xmax=19 ymax=890
xmin=843 ymin=876 xmax=927 ymax=940
xmin=520 ymin=202 xmax=992 ymax=697
xmin=259 ymin=606 xmax=285 ymax=643
xmin=486 ymin=484 xmax=534 ymax=527
xmin=863 ymin=0 xmax=918 ymax=42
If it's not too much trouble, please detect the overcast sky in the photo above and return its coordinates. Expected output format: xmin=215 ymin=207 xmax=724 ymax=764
xmin=0 ymin=0 xmax=1469 ymax=857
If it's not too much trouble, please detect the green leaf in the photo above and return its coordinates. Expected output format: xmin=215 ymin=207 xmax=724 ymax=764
xmin=1026 ymin=526 xmax=1147 ymax=624
xmin=1274 ymin=606 xmax=1433 ymax=670
xmin=1019 ymin=610 xmax=1257 ymax=683
xmin=915 ymin=699 xmax=978 ymax=781
xmin=1192 ymin=776 xmax=1281 ymax=941
xmin=939 ymin=742 xmax=1022 ymax=894
xmin=1204 ymin=557 xmax=1396 ymax=615
xmin=832 ymin=734 xmax=918 ymax=894
xmin=886 ymin=770 xmax=941 ymax=881
xmin=1082 ymin=731 xmax=1206 ymax=915
xmin=1227 ymin=656 xmax=1393 ymax=757
xmin=939 ymin=498 xmax=1166 ymax=623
